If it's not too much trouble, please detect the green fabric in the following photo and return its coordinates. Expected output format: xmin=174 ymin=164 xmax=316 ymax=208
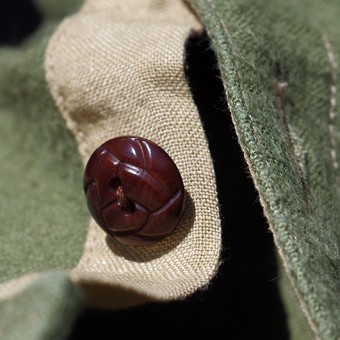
xmin=278 ymin=261 xmax=313 ymax=339
xmin=0 ymin=0 xmax=87 ymax=282
xmin=0 ymin=271 xmax=83 ymax=340
xmin=191 ymin=0 xmax=340 ymax=339
xmin=34 ymin=0 xmax=82 ymax=19
xmin=1 ymin=0 xmax=339 ymax=338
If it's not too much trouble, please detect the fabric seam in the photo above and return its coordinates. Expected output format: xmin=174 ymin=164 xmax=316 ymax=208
xmin=321 ymin=33 xmax=339 ymax=185
xmin=204 ymin=0 xmax=321 ymax=337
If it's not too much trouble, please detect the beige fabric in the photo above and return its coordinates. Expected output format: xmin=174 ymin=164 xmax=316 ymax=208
xmin=0 ymin=273 xmax=40 ymax=302
xmin=46 ymin=0 xmax=222 ymax=307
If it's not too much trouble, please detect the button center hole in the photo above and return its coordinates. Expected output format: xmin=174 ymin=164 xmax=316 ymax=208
xmin=110 ymin=178 xmax=135 ymax=214
xmin=109 ymin=177 xmax=122 ymax=191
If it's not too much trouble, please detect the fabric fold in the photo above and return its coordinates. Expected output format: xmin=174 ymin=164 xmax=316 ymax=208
xmin=45 ymin=0 xmax=222 ymax=306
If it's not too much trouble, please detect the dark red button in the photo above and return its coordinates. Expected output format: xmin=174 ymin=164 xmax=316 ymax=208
xmin=84 ymin=136 xmax=185 ymax=246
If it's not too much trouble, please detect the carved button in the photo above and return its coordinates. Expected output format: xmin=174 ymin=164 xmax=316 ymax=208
xmin=84 ymin=136 xmax=185 ymax=246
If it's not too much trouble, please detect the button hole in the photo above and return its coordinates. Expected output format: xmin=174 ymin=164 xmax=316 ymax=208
xmin=109 ymin=177 xmax=122 ymax=192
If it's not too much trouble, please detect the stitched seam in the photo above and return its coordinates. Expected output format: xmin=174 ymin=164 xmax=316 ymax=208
xmin=203 ymin=2 xmax=293 ymax=242
xmin=203 ymin=3 xmax=289 ymax=217
xmin=273 ymin=82 xmax=312 ymax=210
xmin=322 ymin=34 xmax=339 ymax=183
xmin=204 ymin=0 xmax=319 ymax=336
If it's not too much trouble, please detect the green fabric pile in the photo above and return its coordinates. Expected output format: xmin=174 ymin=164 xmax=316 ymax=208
xmin=192 ymin=0 xmax=340 ymax=338
xmin=0 ymin=1 xmax=86 ymax=338
xmin=0 ymin=0 xmax=339 ymax=339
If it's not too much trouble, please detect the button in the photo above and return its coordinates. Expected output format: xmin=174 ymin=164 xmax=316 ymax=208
xmin=84 ymin=136 xmax=185 ymax=246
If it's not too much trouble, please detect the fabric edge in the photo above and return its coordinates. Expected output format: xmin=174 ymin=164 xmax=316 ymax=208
xmin=188 ymin=0 xmax=318 ymax=337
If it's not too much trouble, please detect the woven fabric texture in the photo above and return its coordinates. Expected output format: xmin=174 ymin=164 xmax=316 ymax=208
xmin=46 ymin=0 xmax=222 ymax=304
xmin=191 ymin=0 xmax=340 ymax=339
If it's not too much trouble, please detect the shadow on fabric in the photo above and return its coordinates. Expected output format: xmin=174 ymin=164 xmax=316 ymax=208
xmin=68 ymin=31 xmax=289 ymax=340
xmin=0 ymin=0 xmax=42 ymax=46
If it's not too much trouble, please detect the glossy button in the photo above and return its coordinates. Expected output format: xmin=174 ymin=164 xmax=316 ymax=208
xmin=84 ymin=136 xmax=185 ymax=246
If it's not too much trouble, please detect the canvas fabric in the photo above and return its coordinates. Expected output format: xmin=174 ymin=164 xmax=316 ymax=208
xmin=1 ymin=0 xmax=339 ymax=339
xmin=45 ymin=0 xmax=222 ymax=305
xmin=190 ymin=0 xmax=340 ymax=339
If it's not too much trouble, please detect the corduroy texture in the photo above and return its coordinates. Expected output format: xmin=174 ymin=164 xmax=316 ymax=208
xmin=45 ymin=0 xmax=222 ymax=305
xmin=190 ymin=0 xmax=340 ymax=339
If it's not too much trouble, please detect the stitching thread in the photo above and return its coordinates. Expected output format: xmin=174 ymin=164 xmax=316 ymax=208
xmin=204 ymin=0 xmax=320 ymax=336
xmin=273 ymin=81 xmax=312 ymax=210
xmin=322 ymin=34 xmax=339 ymax=177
